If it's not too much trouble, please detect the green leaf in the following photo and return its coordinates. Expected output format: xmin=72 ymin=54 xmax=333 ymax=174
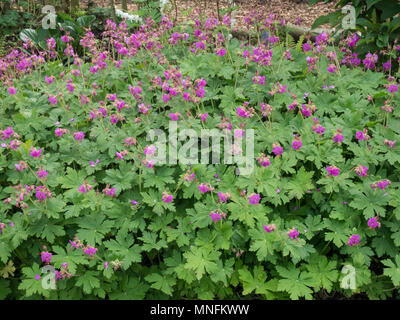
xmin=75 ymin=271 xmax=101 ymax=294
xmin=304 ymin=254 xmax=339 ymax=292
xmin=183 ymin=246 xmax=220 ymax=280
xmin=286 ymin=167 xmax=314 ymax=200
xmin=104 ymin=233 xmax=142 ymax=269
xmin=238 ymin=266 xmax=277 ymax=298
xmin=145 ymin=273 xmax=176 ymax=296
xmin=382 ymin=255 xmax=400 ymax=286
xmin=276 ymin=264 xmax=314 ymax=300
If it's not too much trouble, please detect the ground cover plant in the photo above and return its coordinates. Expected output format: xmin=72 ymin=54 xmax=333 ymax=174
xmin=0 ymin=10 xmax=400 ymax=300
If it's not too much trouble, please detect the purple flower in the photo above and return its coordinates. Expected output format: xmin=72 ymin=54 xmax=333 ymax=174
xmin=48 ymin=95 xmax=57 ymax=105
xmin=218 ymin=192 xmax=231 ymax=203
xmin=2 ymin=127 xmax=14 ymax=140
xmin=74 ymin=131 xmax=85 ymax=142
xmin=61 ymin=35 xmax=69 ymax=43
xmin=263 ymin=224 xmax=276 ymax=233
xmin=198 ymin=184 xmax=209 ymax=193
xmin=287 ymin=228 xmax=299 ymax=240
xmin=291 ymin=138 xmax=302 ymax=150
xmin=327 ymin=64 xmax=336 ymax=73
xmin=355 ymin=165 xmax=368 ymax=177
xmin=35 ymin=275 xmax=41 ymax=281
xmin=355 ymin=131 xmax=364 ymax=141
xmin=41 ymin=251 xmax=52 ymax=263
xmin=66 ymin=83 xmax=75 ymax=93
xmin=104 ymin=262 xmax=109 ymax=269
xmin=30 ymin=148 xmax=42 ymax=158
xmin=90 ymin=159 xmax=100 ymax=167
xmin=105 ymin=187 xmax=116 ymax=197
xmin=8 ymin=87 xmax=16 ymax=95
xmin=216 ymin=48 xmax=226 ymax=56
xmin=248 ymin=193 xmax=260 ymax=205
xmin=37 ymin=169 xmax=49 ymax=179
xmin=210 ymin=211 xmax=222 ymax=223
xmin=383 ymin=61 xmax=391 ymax=71
xmin=78 ymin=185 xmax=89 ymax=193
xmin=45 ymin=76 xmax=55 ymax=84
xmin=143 ymin=145 xmax=156 ymax=156
xmin=302 ymin=43 xmax=311 ymax=52
xmin=387 ymin=84 xmax=398 ymax=93
xmin=348 ymin=234 xmax=360 ymax=247
xmin=326 ymin=165 xmax=340 ymax=176
xmin=236 ymin=107 xmax=249 ymax=118
xmin=272 ymin=145 xmax=283 ymax=156
xmin=162 ymin=191 xmax=174 ymax=203
xmin=35 ymin=186 xmax=48 ymax=201
xmin=83 ymin=246 xmax=97 ymax=256
xmin=333 ymin=133 xmax=344 ymax=143
xmin=367 ymin=217 xmax=381 ymax=229
xmin=169 ymin=112 xmax=181 ymax=121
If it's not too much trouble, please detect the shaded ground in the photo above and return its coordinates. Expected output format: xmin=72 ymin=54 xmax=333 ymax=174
xmin=110 ymin=0 xmax=338 ymax=29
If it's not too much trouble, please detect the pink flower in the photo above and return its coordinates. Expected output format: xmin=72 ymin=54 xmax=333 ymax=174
xmin=196 ymin=87 xmax=205 ymax=98
xmin=355 ymin=131 xmax=364 ymax=141
xmin=162 ymin=94 xmax=171 ymax=103
xmin=263 ymin=224 xmax=276 ymax=233
xmin=61 ymin=35 xmax=69 ymax=43
xmin=48 ymin=95 xmax=57 ymax=105
xmin=90 ymin=159 xmax=100 ymax=167
xmin=326 ymin=165 xmax=340 ymax=176
xmin=169 ymin=112 xmax=181 ymax=121
xmin=35 ymin=186 xmax=48 ymax=201
xmin=143 ymin=145 xmax=157 ymax=156
xmin=66 ymin=83 xmax=75 ymax=93
xmin=387 ymin=84 xmax=398 ymax=93
xmin=327 ymin=64 xmax=336 ymax=73
xmin=162 ymin=191 xmax=174 ymax=203
xmin=272 ymin=144 xmax=283 ymax=156
xmin=74 ymin=131 xmax=85 ymax=141
xmin=302 ymin=43 xmax=311 ymax=52
xmin=37 ymin=169 xmax=49 ymax=179
xmin=248 ymin=193 xmax=260 ymax=205
xmin=40 ymin=251 xmax=52 ymax=263
xmin=8 ymin=87 xmax=17 ymax=95
xmin=45 ymin=76 xmax=55 ymax=84
xmin=210 ymin=209 xmax=226 ymax=223
xmin=103 ymin=186 xmax=116 ymax=197
xmin=30 ymin=148 xmax=42 ymax=158
xmin=333 ymin=132 xmax=344 ymax=143
xmin=347 ymin=234 xmax=360 ymax=247
xmin=216 ymin=48 xmax=226 ymax=56
xmin=367 ymin=217 xmax=381 ymax=229
xmin=291 ymin=137 xmax=302 ymax=150
xmin=218 ymin=192 xmax=231 ymax=203
xmin=256 ymin=154 xmax=271 ymax=167
xmin=287 ymin=228 xmax=299 ymax=240
xmin=355 ymin=165 xmax=368 ymax=177
xmin=55 ymin=128 xmax=68 ymax=137
xmin=78 ymin=185 xmax=89 ymax=193
xmin=198 ymin=183 xmax=213 ymax=193
xmin=384 ymin=139 xmax=396 ymax=148
xmin=1 ymin=127 xmax=14 ymax=140
xmin=83 ymin=246 xmax=97 ymax=257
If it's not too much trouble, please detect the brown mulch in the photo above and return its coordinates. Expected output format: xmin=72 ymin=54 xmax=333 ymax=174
xmin=110 ymin=0 xmax=338 ymax=29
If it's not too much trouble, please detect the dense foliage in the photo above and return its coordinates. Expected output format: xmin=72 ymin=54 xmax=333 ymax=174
xmin=0 ymin=12 xmax=400 ymax=300
xmin=311 ymin=0 xmax=400 ymax=59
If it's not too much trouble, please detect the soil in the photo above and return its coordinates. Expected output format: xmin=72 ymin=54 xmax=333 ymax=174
xmin=109 ymin=0 xmax=338 ymax=29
